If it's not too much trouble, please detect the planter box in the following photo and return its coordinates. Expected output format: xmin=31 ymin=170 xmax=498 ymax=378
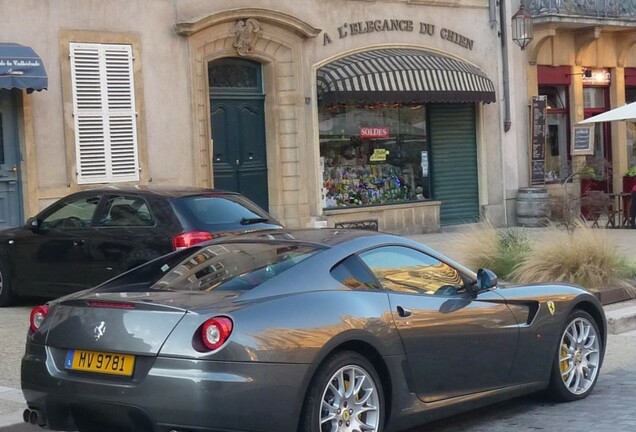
xmin=580 ymin=178 xmax=606 ymax=195
xmin=623 ymin=176 xmax=636 ymax=193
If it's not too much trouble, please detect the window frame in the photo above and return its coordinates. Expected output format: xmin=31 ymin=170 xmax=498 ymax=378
xmin=348 ymin=245 xmax=473 ymax=297
xmin=69 ymin=42 xmax=139 ymax=184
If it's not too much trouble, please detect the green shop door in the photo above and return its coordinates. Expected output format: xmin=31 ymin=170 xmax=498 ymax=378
xmin=0 ymin=90 xmax=23 ymax=229
xmin=209 ymin=59 xmax=269 ymax=210
xmin=429 ymin=104 xmax=479 ymax=226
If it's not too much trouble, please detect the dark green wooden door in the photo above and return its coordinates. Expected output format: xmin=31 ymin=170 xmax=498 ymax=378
xmin=429 ymin=104 xmax=479 ymax=226
xmin=211 ymin=97 xmax=268 ymax=210
xmin=0 ymin=90 xmax=23 ymax=228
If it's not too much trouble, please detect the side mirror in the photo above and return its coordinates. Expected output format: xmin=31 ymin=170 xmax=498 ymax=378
xmin=25 ymin=217 xmax=42 ymax=231
xmin=475 ymin=268 xmax=498 ymax=292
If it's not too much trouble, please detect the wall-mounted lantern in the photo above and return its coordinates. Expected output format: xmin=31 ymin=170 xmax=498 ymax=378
xmin=511 ymin=1 xmax=533 ymax=50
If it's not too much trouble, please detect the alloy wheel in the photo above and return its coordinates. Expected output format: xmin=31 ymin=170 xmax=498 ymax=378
xmin=319 ymin=364 xmax=380 ymax=432
xmin=558 ymin=316 xmax=601 ymax=395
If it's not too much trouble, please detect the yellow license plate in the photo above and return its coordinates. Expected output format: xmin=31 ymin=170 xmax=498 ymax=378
xmin=65 ymin=349 xmax=135 ymax=376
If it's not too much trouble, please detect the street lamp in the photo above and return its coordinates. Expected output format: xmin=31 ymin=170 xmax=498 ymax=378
xmin=511 ymin=1 xmax=533 ymax=50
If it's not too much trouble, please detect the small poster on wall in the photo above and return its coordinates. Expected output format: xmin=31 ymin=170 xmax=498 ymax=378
xmin=571 ymin=125 xmax=595 ymax=155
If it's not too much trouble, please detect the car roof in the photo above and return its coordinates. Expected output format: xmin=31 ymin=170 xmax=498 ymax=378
xmin=79 ymin=185 xmax=240 ymax=199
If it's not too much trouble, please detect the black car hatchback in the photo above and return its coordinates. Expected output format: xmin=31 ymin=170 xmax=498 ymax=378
xmin=0 ymin=186 xmax=281 ymax=306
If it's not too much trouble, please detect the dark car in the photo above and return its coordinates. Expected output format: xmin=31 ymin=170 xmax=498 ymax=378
xmin=21 ymin=229 xmax=605 ymax=432
xmin=0 ymin=186 xmax=280 ymax=306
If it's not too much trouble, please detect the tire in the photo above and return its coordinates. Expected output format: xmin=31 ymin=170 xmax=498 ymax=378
xmin=547 ymin=309 xmax=602 ymax=402
xmin=0 ymin=260 xmax=16 ymax=307
xmin=299 ymin=351 xmax=384 ymax=432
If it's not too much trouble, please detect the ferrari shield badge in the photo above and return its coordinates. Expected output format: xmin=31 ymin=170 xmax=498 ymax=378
xmin=547 ymin=300 xmax=556 ymax=316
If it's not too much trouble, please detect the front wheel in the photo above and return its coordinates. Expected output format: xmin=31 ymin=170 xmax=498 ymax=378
xmin=300 ymin=351 xmax=384 ymax=432
xmin=548 ymin=310 xmax=602 ymax=401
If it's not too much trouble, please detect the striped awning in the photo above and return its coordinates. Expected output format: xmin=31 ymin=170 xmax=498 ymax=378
xmin=317 ymin=49 xmax=496 ymax=105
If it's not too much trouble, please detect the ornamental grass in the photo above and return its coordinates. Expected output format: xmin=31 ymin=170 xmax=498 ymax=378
xmin=509 ymin=221 xmax=636 ymax=292
xmin=454 ymin=220 xmax=636 ymax=293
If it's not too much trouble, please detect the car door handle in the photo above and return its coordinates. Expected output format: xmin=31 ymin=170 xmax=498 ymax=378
xmin=396 ymin=306 xmax=412 ymax=318
xmin=73 ymin=240 xmax=85 ymax=246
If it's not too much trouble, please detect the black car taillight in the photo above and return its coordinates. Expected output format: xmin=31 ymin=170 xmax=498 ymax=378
xmin=172 ymin=231 xmax=215 ymax=250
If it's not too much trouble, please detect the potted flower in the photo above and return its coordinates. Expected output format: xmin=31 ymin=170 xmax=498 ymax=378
xmin=623 ymin=166 xmax=636 ymax=193
xmin=579 ymin=166 xmax=606 ymax=195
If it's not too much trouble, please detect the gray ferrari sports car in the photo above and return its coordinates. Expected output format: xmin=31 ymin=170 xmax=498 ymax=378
xmin=21 ymin=229 xmax=606 ymax=432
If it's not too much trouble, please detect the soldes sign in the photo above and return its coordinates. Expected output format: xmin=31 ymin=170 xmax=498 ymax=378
xmin=360 ymin=127 xmax=389 ymax=139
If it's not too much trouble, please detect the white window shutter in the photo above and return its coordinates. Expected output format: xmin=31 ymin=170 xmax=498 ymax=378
xmin=70 ymin=43 xmax=139 ymax=184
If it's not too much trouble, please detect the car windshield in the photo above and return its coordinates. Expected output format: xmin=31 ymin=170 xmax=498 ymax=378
xmin=98 ymin=242 xmax=319 ymax=293
xmin=172 ymin=195 xmax=273 ymax=228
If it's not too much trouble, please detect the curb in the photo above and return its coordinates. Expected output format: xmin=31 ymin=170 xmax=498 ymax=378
xmin=606 ymin=305 xmax=636 ymax=335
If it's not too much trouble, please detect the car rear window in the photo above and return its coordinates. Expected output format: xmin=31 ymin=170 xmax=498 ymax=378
xmin=172 ymin=195 xmax=271 ymax=227
xmin=148 ymin=242 xmax=319 ymax=292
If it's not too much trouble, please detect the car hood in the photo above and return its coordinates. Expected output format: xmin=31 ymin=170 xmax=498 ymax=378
xmin=44 ymin=290 xmax=239 ymax=355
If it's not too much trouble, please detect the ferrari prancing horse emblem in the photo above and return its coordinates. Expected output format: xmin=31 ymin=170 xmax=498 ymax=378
xmin=547 ymin=300 xmax=555 ymax=316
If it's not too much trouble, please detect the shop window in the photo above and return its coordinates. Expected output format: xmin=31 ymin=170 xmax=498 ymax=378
xmin=583 ymin=87 xmax=606 ymax=109
xmin=70 ymin=43 xmax=139 ymax=184
xmin=319 ymin=103 xmax=429 ymax=209
xmin=539 ymin=85 xmax=570 ymax=182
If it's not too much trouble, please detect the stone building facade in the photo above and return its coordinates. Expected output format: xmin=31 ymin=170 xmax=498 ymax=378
xmin=1 ymin=0 xmax=531 ymax=233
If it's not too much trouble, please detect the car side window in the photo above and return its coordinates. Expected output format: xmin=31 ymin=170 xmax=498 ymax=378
xmin=330 ymin=255 xmax=381 ymax=290
xmin=98 ymin=195 xmax=154 ymax=227
xmin=359 ymin=246 xmax=467 ymax=296
xmin=40 ymin=195 xmax=101 ymax=230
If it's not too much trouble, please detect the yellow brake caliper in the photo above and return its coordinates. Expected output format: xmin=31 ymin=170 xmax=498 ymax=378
xmin=560 ymin=343 xmax=570 ymax=379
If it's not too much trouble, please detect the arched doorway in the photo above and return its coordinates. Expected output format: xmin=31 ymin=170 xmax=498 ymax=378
xmin=209 ymin=58 xmax=269 ymax=210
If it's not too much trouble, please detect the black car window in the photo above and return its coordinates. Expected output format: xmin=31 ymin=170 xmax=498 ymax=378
xmin=148 ymin=242 xmax=319 ymax=292
xmin=40 ymin=195 xmax=101 ymax=229
xmin=98 ymin=195 xmax=154 ymax=227
xmin=172 ymin=195 xmax=270 ymax=227
xmin=359 ymin=246 xmax=466 ymax=296
xmin=330 ymin=255 xmax=381 ymax=290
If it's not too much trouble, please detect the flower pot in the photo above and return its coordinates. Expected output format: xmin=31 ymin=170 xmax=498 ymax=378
xmin=623 ymin=176 xmax=636 ymax=193
xmin=580 ymin=178 xmax=605 ymax=195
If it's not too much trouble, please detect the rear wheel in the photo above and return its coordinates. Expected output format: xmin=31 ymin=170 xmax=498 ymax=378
xmin=0 ymin=260 xmax=16 ymax=307
xmin=300 ymin=351 xmax=384 ymax=432
xmin=548 ymin=310 xmax=602 ymax=401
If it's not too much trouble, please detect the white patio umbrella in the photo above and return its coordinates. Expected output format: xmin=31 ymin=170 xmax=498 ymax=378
xmin=578 ymin=101 xmax=636 ymax=123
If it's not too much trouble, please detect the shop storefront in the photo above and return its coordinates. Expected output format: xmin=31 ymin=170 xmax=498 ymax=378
xmin=316 ymin=49 xmax=495 ymax=229
xmin=526 ymin=2 xmax=636 ymax=196
xmin=175 ymin=1 xmax=510 ymax=235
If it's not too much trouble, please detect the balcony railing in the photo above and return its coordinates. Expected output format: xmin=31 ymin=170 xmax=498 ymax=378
xmin=527 ymin=0 xmax=636 ymax=20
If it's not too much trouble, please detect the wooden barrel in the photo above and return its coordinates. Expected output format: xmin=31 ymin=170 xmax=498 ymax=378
xmin=516 ymin=187 xmax=550 ymax=227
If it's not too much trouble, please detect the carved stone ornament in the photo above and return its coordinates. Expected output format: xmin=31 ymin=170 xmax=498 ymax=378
xmin=232 ymin=18 xmax=263 ymax=56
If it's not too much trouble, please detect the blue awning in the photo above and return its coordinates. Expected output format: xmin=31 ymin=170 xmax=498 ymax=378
xmin=0 ymin=43 xmax=47 ymax=93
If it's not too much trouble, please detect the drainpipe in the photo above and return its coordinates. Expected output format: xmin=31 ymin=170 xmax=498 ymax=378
xmin=499 ymin=0 xmax=512 ymax=132
xmin=489 ymin=0 xmax=497 ymax=29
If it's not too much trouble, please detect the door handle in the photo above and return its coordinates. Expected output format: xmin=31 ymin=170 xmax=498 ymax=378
xmin=12 ymin=164 xmax=17 ymax=174
xmin=215 ymin=153 xmax=222 ymax=162
xmin=396 ymin=306 xmax=412 ymax=318
xmin=247 ymin=152 xmax=254 ymax=160
xmin=73 ymin=240 xmax=85 ymax=246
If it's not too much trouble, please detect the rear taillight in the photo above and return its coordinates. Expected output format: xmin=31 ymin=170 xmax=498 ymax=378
xmin=29 ymin=305 xmax=49 ymax=333
xmin=172 ymin=231 xmax=214 ymax=250
xmin=200 ymin=317 xmax=233 ymax=351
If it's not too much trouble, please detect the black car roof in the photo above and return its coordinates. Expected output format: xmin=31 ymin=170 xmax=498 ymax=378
xmin=81 ymin=185 xmax=239 ymax=199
